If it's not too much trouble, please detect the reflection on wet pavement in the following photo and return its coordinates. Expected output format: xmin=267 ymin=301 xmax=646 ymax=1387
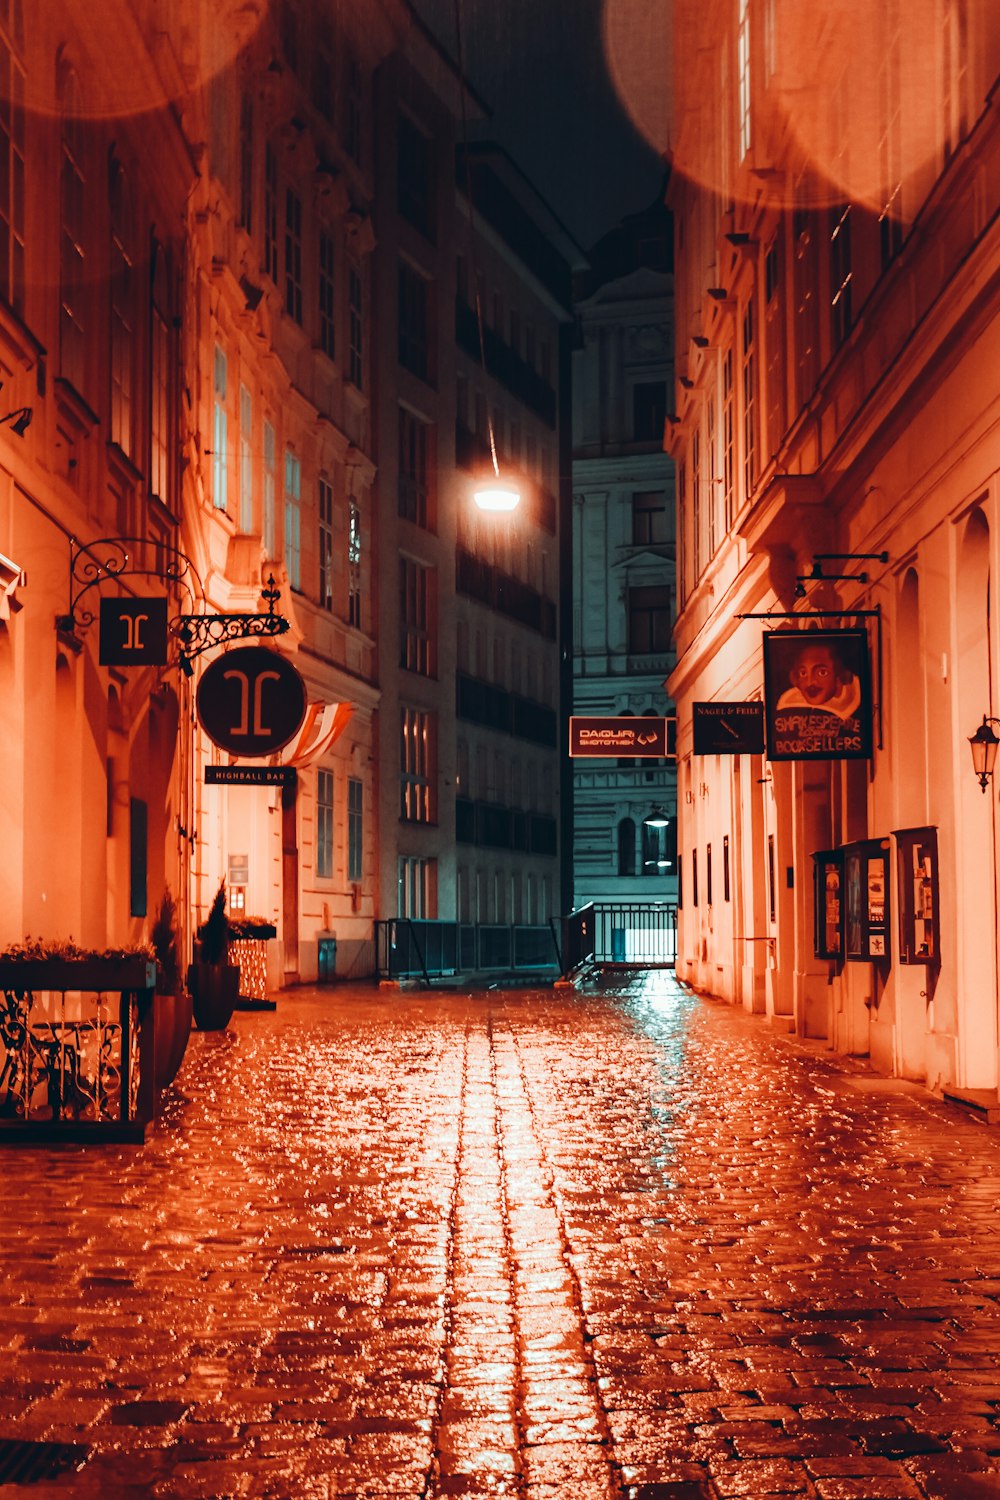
xmin=0 ymin=971 xmax=998 ymax=1497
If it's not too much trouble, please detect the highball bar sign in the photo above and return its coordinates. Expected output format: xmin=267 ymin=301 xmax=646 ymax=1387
xmin=569 ymin=716 xmax=677 ymax=758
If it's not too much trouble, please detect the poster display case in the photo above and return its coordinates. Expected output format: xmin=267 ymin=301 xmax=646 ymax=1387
xmin=894 ymin=826 xmax=940 ymax=965
xmin=812 ymin=850 xmax=844 ymax=960
xmin=843 ymin=838 xmax=891 ymax=962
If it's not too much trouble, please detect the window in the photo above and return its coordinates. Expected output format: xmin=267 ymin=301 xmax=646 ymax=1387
xmin=239 ymin=93 xmax=253 ymax=231
xmin=150 ymin=250 xmax=170 ymax=504
xmin=617 ymin=818 xmax=636 ymax=877
xmin=722 ymin=348 xmax=735 ymax=528
xmin=263 ymin=419 xmax=276 ymax=554
xmin=829 ymin=202 xmax=853 ymax=347
xmin=942 ymin=0 xmax=969 ymax=164
xmin=59 ymin=67 xmax=85 ymax=392
xmin=284 ymin=448 xmax=301 ymax=589
xmin=313 ymin=23 xmax=336 ymax=123
xmin=348 ymin=499 xmax=361 ymax=626
xmin=768 ymin=833 xmax=776 ymax=923
xmin=707 ymin=843 xmax=713 ymax=905
xmin=0 ymin=5 xmax=25 ymax=316
xmin=284 ymin=188 xmax=302 ymax=323
xmin=348 ymin=264 xmax=363 ymax=388
xmin=693 ymin=847 xmax=699 ymax=907
xmin=397 ymin=114 xmax=434 ymax=239
xmin=316 ymin=769 xmax=333 ymax=879
xmin=633 ymin=381 xmax=666 ymax=442
xmin=110 ymin=162 xmax=135 ymax=456
xmin=319 ymin=231 xmax=335 ymax=360
xmin=632 ymin=490 xmax=668 ymax=546
xmin=400 ymin=707 xmax=435 ymax=823
xmin=691 ymin=428 xmax=702 ymax=579
xmin=724 ymin=834 xmax=731 ymax=901
xmin=793 ymin=178 xmax=820 ymax=407
xmin=398 ymin=406 xmax=431 ymax=527
xmin=318 ymin=476 xmax=333 ymax=610
xmin=738 ymin=0 xmax=751 ymax=160
xmin=400 ymin=557 xmax=434 ymax=675
xmin=628 ymin=585 xmax=671 ymax=654
xmin=264 ymin=142 xmax=278 ymax=281
xmin=397 ymin=856 xmax=436 ymax=919
xmin=764 ymin=239 xmax=784 ymax=451
xmin=706 ymin=396 xmax=717 ymax=557
xmin=129 ymin=798 xmax=147 ymax=919
xmin=742 ymin=301 xmax=757 ymax=497
xmin=398 ymin=261 xmax=431 ymax=381
xmin=212 ymin=345 xmax=228 ymax=511
xmin=348 ymin=778 xmax=363 ymax=882
xmin=879 ymin=0 xmax=904 ymax=266
xmin=239 ymin=385 xmax=253 ymax=531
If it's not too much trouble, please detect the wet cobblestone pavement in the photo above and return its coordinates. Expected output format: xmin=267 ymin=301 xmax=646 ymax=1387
xmin=3 ymin=972 xmax=1000 ymax=1498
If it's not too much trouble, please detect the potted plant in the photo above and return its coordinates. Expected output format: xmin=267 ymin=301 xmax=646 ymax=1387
xmin=188 ymin=881 xmax=239 ymax=1030
xmin=149 ymin=890 xmax=193 ymax=1089
xmin=0 ymin=938 xmax=155 ymax=993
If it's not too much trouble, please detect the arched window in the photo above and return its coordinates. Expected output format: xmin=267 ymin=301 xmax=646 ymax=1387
xmin=617 ymin=817 xmax=636 ymax=877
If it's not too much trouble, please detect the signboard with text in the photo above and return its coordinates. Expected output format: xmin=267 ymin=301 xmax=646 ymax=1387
xmin=99 ymin=597 xmax=168 ymax=666
xmin=205 ymin=765 xmax=297 ymax=787
xmin=693 ymin=701 xmax=765 ymax=756
xmin=569 ymin=716 xmax=677 ymax=758
xmin=763 ymin=629 xmax=873 ymax=761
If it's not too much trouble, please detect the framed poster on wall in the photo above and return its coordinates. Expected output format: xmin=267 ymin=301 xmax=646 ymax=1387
xmin=843 ymin=838 xmax=891 ymax=963
xmin=812 ymin=850 xmax=844 ymax=960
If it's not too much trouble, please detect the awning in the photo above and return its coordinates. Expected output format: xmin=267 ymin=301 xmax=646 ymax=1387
xmin=280 ymin=700 xmax=354 ymax=767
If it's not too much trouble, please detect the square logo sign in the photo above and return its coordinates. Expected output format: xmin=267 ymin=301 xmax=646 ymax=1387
xmin=99 ymin=597 xmax=169 ymax=666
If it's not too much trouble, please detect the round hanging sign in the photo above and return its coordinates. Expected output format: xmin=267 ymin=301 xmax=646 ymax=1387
xmin=196 ymin=646 xmax=307 ymax=757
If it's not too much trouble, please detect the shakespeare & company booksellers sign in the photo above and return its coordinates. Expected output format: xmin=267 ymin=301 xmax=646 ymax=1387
xmin=763 ymin=629 xmax=873 ymax=761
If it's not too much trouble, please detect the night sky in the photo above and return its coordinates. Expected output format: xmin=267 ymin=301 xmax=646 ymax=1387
xmin=409 ymin=0 xmax=666 ymax=251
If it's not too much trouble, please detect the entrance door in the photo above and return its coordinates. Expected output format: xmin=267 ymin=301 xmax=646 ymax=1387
xmin=281 ymin=779 xmax=299 ymax=977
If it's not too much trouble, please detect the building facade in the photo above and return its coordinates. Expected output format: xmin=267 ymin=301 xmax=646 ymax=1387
xmin=667 ymin=0 xmax=1000 ymax=1095
xmin=571 ymin=200 xmax=677 ymax=911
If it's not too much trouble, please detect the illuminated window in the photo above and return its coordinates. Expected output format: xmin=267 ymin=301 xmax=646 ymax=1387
xmin=263 ymin=419 xmax=276 ymax=554
xmin=348 ymin=500 xmax=361 ymax=626
xmin=110 ymin=162 xmax=135 ymax=455
xmin=397 ymin=855 xmax=436 ymax=918
xmin=400 ymin=556 xmax=434 ymax=675
xmin=212 ymin=345 xmax=228 ymax=511
xmin=319 ymin=231 xmax=335 ymax=360
xmin=151 ymin=251 xmax=170 ymax=504
xmin=316 ymin=769 xmax=333 ymax=879
xmin=722 ymin=348 xmax=735 ymax=528
xmin=318 ymin=476 xmax=333 ymax=611
xmin=742 ymin=301 xmax=757 ymax=497
xmin=400 ymin=707 xmax=435 ymax=823
xmin=737 ymin=0 xmax=751 ymax=160
xmin=284 ymin=447 xmax=301 ymax=589
xmin=59 ymin=66 xmax=85 ymax=392
xmin=239 ymin=385 xmax=253 ymax=531
xmin=348 ymin=778 xmax=363 ymax=882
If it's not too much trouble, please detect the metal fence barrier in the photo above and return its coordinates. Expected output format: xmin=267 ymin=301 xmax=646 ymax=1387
xmin=375 ymin=919 xmax=562 ymax=981
xmin=588 ymin=902 xmax=678 ymax=965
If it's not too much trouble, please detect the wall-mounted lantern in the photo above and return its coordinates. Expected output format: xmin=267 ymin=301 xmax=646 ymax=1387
xmin=969 ymin=715 xmax=1000 ymax=792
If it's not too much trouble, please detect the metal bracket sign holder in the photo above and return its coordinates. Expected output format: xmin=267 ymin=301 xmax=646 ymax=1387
xmin=55 ymin=535 xmax=290 ymax=670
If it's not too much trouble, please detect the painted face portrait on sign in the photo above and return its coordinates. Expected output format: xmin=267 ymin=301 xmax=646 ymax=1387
xmin=775 ymin=640 xmax=862 ymax=721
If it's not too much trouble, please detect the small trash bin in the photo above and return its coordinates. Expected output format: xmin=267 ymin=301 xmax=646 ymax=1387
xmin=317 ymin=936 xmax=337 ymax=981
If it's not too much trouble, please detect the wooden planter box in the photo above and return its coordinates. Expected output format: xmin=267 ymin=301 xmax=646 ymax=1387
xmin=0 ymin=956 xmax=157 ymax=1142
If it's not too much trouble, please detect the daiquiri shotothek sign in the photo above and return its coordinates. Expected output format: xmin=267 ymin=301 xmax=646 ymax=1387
xmin=763 ymin=629 xmax=873 ymax=761
xmin=569 ymin=716 xmax=677 ymax=758
xmin=196 ymin=646 xmax=307 ymax=757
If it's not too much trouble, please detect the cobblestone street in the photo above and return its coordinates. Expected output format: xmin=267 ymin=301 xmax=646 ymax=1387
xmin=3 ymin=972 xmax=1000 ymax=1498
